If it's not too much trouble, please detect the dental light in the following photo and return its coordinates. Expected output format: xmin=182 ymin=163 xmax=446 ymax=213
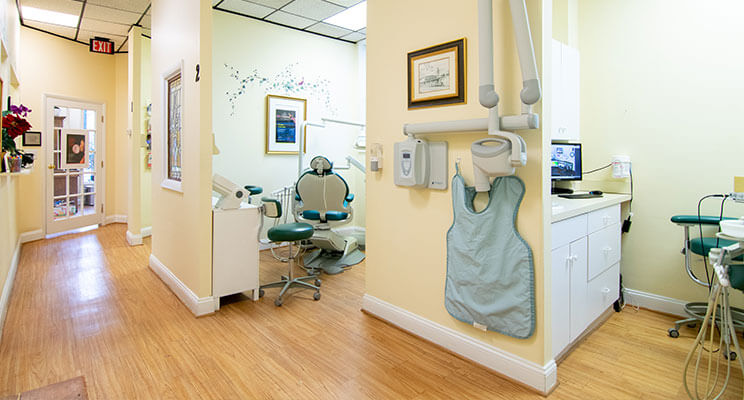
xmin=212 ymin=174 xmax=248 ymax=210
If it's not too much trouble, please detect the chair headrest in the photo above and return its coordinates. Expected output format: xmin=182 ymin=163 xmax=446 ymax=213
xmin=309 ymin=156 xmax=333 ymax=174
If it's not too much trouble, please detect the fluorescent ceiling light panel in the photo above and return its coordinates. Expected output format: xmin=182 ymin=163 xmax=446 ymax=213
xmin=323 ymin=1 xmax=366 ymax=31
xmin=22 ymin=6 xmax=79 ymax=28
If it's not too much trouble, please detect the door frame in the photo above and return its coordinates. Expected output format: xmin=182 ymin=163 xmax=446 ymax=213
xmin=43 ymin=94 xmax=107 ymax=237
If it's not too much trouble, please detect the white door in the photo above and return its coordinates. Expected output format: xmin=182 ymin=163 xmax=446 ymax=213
xmin=551 ymin=244 xmax=571 ymax=358
xmin=45 ymin=98 xmax=105 ymax=235
xmin=569 ymin=236 xmax=588 ymax=342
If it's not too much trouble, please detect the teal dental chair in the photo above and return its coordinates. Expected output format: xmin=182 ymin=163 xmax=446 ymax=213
xmin=294 ymin=156 xmax=365 ymax=275
xmin=669 ymin=215 xmax=744 ymax=338
xmin=258 ymin=197 xmax=321 ymax=307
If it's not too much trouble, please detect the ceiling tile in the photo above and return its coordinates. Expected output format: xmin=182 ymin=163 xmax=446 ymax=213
xmin=140 ymin=14 xmax=151 ymax=29
xmin=219 ymin=0 xmax=275 ymax=18
xmin=80 ymin=18 xmax=130 ymax=37
xmin=212 ymin=0 xmax=222 ymax=5
xmin=264 ymin=10 xmax=315 ymax=29
xmin=325 ymin=0 xmax=363 ymax=7
xmin=358 ymin=27 xmax=365 ymax=34
xmin=20 ymin=0 xmax=82 ymax=18
xmin=282 ymin=0 xmax=343 ymax=21
xmin=24 ymin=20 xmax=77 ymax=39
xmin=249 ymin=0 xmax=292 ymax=8
xmin=340 ymin=31 xmax=364 ymax=42
xmin=77 ymin=29 xmax=126 ymax=46
xmin=305 ymin=22 xmax=351 ymax=38
xmin=83 ymin=4 xmax=140 ymax=25
xmin=86 ymin=0 xmax=150 ymax=14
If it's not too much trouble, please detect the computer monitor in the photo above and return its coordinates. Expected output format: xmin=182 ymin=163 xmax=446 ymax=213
xmin=551 ymin=142 xmax=582 ymax=181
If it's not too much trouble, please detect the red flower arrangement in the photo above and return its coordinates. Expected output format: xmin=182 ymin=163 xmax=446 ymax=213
xmin=2 ymin=104 xmax=32 ymax=156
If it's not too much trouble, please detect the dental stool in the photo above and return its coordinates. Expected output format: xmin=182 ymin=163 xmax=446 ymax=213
xmin=259 ymin=198 xmax=321 ymax=307
xmin=668 ymin=215 xmax=744 ymax=338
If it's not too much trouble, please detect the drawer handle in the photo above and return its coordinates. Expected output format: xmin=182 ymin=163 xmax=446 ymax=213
xmin=603 ymin=215 xmax=611 ymax=225
xmin=601 ymin=287 xmax=611 ymax=294
xmin=603 ymin=246 xmax=612 ymax=254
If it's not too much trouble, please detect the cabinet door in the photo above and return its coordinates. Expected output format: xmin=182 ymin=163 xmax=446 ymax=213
xmin=569 ymin=236 xmax=588 ymax=342
xmin=550 ymin=40 xmax=565 ymax=141
xmin=562 ymin=45 xmax=580 ymax=141
xmin=551 ymin=244 xmax=571 ymax=358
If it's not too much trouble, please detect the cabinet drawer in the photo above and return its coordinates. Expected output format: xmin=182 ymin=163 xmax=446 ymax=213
xmin=551 ymin=214 xmax=587 ymax=250
xmin=587 ymin=223 xmax=621 ymax=280
xmin=587 ymin=205 xmax=620 ymax=234
xmin=586 ymin=263 xmax=620 ymax=323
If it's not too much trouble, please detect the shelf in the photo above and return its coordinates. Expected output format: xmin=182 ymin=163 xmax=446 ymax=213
xmin=1 ymin=169 xmax=32 ymax=177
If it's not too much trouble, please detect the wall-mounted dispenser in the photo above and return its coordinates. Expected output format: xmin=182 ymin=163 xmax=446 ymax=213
xmin=394 ymin=136 xmax=448 ymax=190
xmin=369 ymin=143 xmax=383 ymax=172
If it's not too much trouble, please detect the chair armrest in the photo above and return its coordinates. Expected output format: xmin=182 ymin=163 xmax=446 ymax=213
xmin=261 ymin=197 xmax=282 ymax=219
xmin=671 ymin=215 xmax=736 ymax=225
xmin=244 ymin=185 xmax=263 ymax=195
xmin=345 ymin=194 xmax=355 ymax=203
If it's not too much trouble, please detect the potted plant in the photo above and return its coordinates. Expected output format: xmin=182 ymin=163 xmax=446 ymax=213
xmin=1 ymin=104 xmax=32 ymax=173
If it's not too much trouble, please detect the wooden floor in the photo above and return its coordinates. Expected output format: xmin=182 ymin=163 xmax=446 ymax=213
xmin=0 ymin=224 xmax=742 ymax=399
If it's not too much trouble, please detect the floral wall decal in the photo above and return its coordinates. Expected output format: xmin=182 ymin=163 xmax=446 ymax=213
xmin=224 ymin=63 xmax=335 ymax=116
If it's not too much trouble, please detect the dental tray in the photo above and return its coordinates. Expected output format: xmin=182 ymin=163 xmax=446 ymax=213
xmin=720 ymin=219 xmax=744 ymax=240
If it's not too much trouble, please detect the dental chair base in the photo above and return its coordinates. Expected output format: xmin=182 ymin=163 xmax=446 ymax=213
xmin=303 ymin=231 xmax=364 ymax=275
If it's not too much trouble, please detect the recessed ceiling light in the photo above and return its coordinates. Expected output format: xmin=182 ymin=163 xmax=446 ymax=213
xmin=22 ymin=6 xmax=79 ymax=28
xmin=323 ymin=1 xmax=366 ymax=32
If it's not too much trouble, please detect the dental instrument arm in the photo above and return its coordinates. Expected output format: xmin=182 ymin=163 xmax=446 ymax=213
xmin=508 ymin=0 xmax=541 ymax=106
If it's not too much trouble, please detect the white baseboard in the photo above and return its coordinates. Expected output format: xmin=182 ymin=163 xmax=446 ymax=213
xmin=19 ymin=229 xmax=43 ymax=243
xmin=141 ymin=226 xmax=152 ymax=238
xmin=624 ymin=288 xmax=687 ymax=317
xmin=361 ymin=294 xmax=557 ymax=394
xmin=149 ymin=254 xmax=216 ymax=317
xmin=126 ymin=230 xmax=143 ymax=246
xmin=104 ymin=214 xmax=127 ymax=225
xmin=0 ymin=239 xmax=22 ymax=342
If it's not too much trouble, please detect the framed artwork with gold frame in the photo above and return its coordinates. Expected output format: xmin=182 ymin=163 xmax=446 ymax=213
xmin=266 ymin=94 xmax=307 ymax=155
xmin=407 ymin=38 xmax=466 ymax=109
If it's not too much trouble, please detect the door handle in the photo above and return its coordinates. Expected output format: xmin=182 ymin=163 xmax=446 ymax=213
xmin=48 ymin=164 xmax=55 ymax=170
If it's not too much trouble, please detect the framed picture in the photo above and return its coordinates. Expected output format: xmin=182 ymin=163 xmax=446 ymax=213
xmin=266 ymin=94 xmax=306 ymax=155
xmin=61 ymin=129 xmax=89 ymax=169
xmin=22 ymin=130 xmax=42 ymax=146
xmin=407 ymin=38 xmax=467 ymax=109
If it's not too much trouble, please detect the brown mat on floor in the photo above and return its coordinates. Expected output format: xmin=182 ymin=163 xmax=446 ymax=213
xmin=0 ymin=377 xmax=88 ymax=400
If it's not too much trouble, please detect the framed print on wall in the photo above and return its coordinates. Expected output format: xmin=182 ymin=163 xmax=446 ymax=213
xmin=22 ymin=130 xmax=42 ymax=146
xmin=61 ymin=129 xmax=89 ymax=169
xmin=266 ymin=94 xmax=306 ymax=155
xmin=407 ymin=38 xmax=467 ymax=109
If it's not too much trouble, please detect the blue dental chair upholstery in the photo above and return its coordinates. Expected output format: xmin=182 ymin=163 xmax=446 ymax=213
xmin=294 ymin=156 xmax=364 ymax=274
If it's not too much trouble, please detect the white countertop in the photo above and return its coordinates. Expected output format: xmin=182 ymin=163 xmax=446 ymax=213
xmin=551 ymin=193 xmax=632 ymax=223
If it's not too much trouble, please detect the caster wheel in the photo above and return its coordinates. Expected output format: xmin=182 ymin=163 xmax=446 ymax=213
xmin=687 ymin=323 xmax=697 ymax=328
xmin=313 ymin=292 xmax=321 ymax=301
xmin=315 ymin=279 xmax=322 ymax=287
xmin=725 ymin=352 xmax=737 ymax=361
xmin=275 ymin=297 xmax=283 ymax=307
xmin=258 ymin=288 xmax=265 ymax=298
xmin=668 ymin=328 xmax=680 ymax=338
xmin=613 ymin=301 xmax=621 ymax=312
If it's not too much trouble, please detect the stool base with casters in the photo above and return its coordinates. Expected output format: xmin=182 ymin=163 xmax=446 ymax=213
xmin=259 ymin=222 xmax=321 ymax=307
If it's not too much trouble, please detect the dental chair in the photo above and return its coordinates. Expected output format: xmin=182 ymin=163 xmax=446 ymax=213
xmin=668 ymin=215 xmax=744 ymax=338
xmin=294 ymin=156 xmax=365 ymax=275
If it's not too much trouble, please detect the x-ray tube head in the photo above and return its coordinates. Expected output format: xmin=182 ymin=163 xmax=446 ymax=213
xmin=471 ymin=138 xmax=516 ymax=192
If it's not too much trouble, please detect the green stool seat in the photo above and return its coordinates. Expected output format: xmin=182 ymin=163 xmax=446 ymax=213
xmin=268 ymin=222 xmax=313 ymax=242
xmin=244 ymin=185 xmax=263 ymax=195
xmin=671 ymin=215 xmax=736 ymax=225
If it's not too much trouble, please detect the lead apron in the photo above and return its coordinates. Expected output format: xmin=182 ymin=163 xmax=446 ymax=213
xmin=444 ymin=170 xmax=535 ymax=339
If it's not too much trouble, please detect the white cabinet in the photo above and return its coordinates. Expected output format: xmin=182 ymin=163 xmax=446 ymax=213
xmin=551 ymin=204 xmax=621 ymax=359
xmin=551 ymin=40 xmax=580 ymax=142
xmin=212 ymin=204 xmax=260 ymax=307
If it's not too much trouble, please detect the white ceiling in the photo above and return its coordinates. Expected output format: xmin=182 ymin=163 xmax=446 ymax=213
xmin=212 ymin=0 xmax=366 ymax=43
xmin=17 ymin=0 xmax=364 ymax=54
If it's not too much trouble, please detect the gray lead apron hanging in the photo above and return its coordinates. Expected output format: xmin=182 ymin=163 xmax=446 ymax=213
xmin=444 ymin=167 xmax=535 ymax=339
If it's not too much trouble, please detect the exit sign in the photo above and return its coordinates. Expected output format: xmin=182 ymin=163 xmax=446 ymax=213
xmin=89 ymin=37 xmax=114 ymax=54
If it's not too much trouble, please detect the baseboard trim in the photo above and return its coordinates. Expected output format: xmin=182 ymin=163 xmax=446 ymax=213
xmin=0 ymin=239 xmax=22 ymax=342
xmin=141 ymin=226 xmax=152 ymax=238
xmin=19 ymin=229 xmax=43 ymax=243
xmin=623 ymin=288 xmax=687 ymax=317
xmin=361 ymin=294 xmax=557 ymax=394
xmin=104 ymin=215 xmax=127 ymax=225
xmin=148 ymin=254 xmax=216 ymax=317
xmin=126 ymin=230 xmax=143 ymax=246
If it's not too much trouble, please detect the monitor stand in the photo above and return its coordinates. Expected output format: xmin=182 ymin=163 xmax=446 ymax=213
xmin=551 ymin=181 xmax=574 ymax=195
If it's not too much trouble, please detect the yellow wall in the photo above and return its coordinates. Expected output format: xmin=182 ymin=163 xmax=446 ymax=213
xmin=211 ymin=11 xmax=364 ymax=236
xmin=576 ymin=0 xmax=744 ymax=303
xmin=17 ymin=28 xmax=128 ymax=234
xmin=366 ymin=0 xmax=548 ymax=365
xmin=150 ymin=0 xmax=213 ymax=298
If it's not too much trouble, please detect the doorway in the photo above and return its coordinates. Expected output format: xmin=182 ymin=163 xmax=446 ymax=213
xmin=44 ymin=97 xmax=105 ymax=235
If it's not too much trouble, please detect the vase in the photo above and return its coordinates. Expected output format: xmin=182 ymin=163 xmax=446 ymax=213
xmin=8 ymin=155 xmax=21 ymax=173
xmin=0 ymin=151 xmax=5 ymax=173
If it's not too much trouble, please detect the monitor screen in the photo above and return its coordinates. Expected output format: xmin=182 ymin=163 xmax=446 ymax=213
xmin=551 ymin=143 xmax=582 ymax=181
